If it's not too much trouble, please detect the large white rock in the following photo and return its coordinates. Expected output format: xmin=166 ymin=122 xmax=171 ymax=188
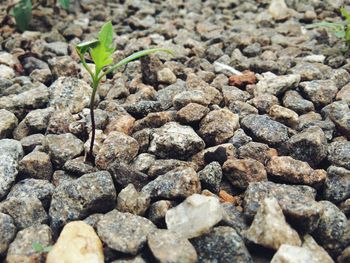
xmin=271 ymin=244 xmax=317 ymax=263
xmin=46 ymin=221 xmax=104 ymax=263
xmin=0 ymin=65 xmax=15 ymax=79
xmin=268 ymin=0 xmax=291 ymax=21
xmin=165 ymin=194 xmax=223 ymax=239
xmin=244 ymin=197 xmax=301 ymax=250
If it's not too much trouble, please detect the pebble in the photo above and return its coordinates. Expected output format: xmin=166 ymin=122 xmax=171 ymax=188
xmin=255 ymin=72 xmax=300 ymax=96
xmin=18 ymin=151 xmax=53 ymax=180
xmin=299 ymin=80 xmax=338 ymax=107
xmin=282 ymin=90 xmax=315 ymax=114
xmin=238 ymin=142 xmax=277 ymax=165
xmin=176 ymin=103 xmax=209 ymax=124
xmin=0 ymin=109 xmax=18 ymax=139
xmin=198 ymin=161 xmax=222 ymax=193
xmin=117 ymin=184 xmax=150 ymax=216
xmin=157 ymin=68 xmax=177 ymax=84
xmin=269 ymin=105 xmax=299 ymax=129
xmin=0 ymin=212 xmax=16 ymax=256
xmin=0 ymin=65 xmax=15 ymax=79
xmin=46 ymin=221 xmax=104 ymax=263
xmin=324 ymin=166 xmax=350 ymax=203
xmin=165 ymin=194 xmax=223 ymax=239
xmin=271 ymin=244 xmax=317 ymax=263
xmin=327 ymin=141 xmax=350 ymax=170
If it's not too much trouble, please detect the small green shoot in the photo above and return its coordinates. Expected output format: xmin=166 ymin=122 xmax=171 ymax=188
xmin=306 ymin=7 xmax=350 ymax=47
xmin=76 ymin=21 xmax=173 ymax=164
xmin=58 ymin=0 xmax=70 ymax=10
xmin=12 ymin=0 xmax=32 ymax=32
xmin=32 ymin=242 xmax=53 ymax=253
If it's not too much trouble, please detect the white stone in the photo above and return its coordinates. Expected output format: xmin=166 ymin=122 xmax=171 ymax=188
xmin=0 ymin=65 xmax=15 ymax=79
xmin=46 ymin=221 xmax=104 ymax=263
xmin=269 ymin=0 xmax=291 ymax=21
xmin=244 ymin=197 xmax=301 ymax=250
xmin=304 ymin=55 xmax=326 ymax=64
xmin=302 ymin=235 xmax=334 ymax=263
xmin=165 ymin=194 xmax=223 ymax=239
xmin=255 ymin=72 xmax=300 ymax=96
xmin=0 ymin=52 xmax=17 ymax=67
xmin=271 ymin=244 xmax=316 ymax=263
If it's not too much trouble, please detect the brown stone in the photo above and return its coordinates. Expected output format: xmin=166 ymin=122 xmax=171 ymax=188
xmin=229 ymin=70 xmax=257 ymax=88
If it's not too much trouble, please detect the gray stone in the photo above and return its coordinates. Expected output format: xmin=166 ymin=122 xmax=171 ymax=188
xmin=238 ymin=142 xmax=277 ymax=165
xmin=324 ymin=166 xmax=350 ymax=204
xmin=328 ymin=141 xmax=350 ymax=170
xmin=230 ymin=128 xmax=252 ymax=148
xmin=49 ymin=171 xmax=116 ymax=232
xmin=300 ymin=80 xmax=338 ymax=107
xmin=191 ymin=226 xmax=253 ymax=263
xmin=0 ymin=196 xmax=47 ymax=230
xmin=6 ymin=224 xmax=52 ymax=263
xmin=176 ymin=103 xmax=209 ymax=125
xmin=149 ymin=122 xmax=205 ymax=160
xmin=18 ymin=151 xmax=53 ymax=180
xmin=131 ymin=153 xmax=156 ymax=174
xmin=283 ymin=90 xmax=315 ymax=114
xmin=0 ymin=212 xmax=16 ymax=256
xmin=302 ymin=235 xmax=334 ymax=263
xmin=337 ymin=83 xmax=350 ymax=104
xmin=24 ymin=107 xmax=54 ymax=133
xmin=97 ymin=209 xmax=156 ymax=255
xmin=63 ymin=157 xmax=97 ymax=176
xmin=198 ymin=162 xmax=222 ymax=193
xmin=221 ymin=203 xmax=248 ymax=236
xmin=322 ymin=101 xmax=350 ymax=139
xmin=44 ymin=133 xmax=84 ymax=168
xmin=20 ymin=134 xmax=45 ymax=153
xmin=148 ymin=159 xmax=198 ymax=178
xmin=0 ymin=109 xmax=18 ymax=139
xmin=142 ymin=167 xmax=200 ymax=199
xmin=173 ymin=90 xmax=211 ymax=109
xmin=157 ymin=68 xmax=177 ymax=84
xmin=241 ymin=114 xmax=290 ymax=148
xmin=148 ymin=230 xmax=197 ymax=263
xmin=271 ymin=244 xmax=317 ymax=263
xmin=44 ymin=41 xmax=68 ymax=56
xmin=117 ymin=184 xmax=150 ymax=216
xmin=255 ymin=72 xmax=300 ymax=96
xmin=156 ymin=80 xmax=187 ymax=110
xmin=147 ymin=200 xmax=175 ymax=226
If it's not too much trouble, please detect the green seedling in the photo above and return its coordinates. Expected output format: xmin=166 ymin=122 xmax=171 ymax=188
xmin=10 ymin=0 xmax=70 ymax=32
xmin=32 ymin=242 xmax=53 ymax=253
xmin=76 ymin=21 xmax=173 ymax=164
xmin=306 ymin=7 xmax=350 ymax=47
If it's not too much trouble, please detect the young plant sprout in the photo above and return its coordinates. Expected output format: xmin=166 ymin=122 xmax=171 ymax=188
xmin=76 ymin=21 xmax=173 ymax=164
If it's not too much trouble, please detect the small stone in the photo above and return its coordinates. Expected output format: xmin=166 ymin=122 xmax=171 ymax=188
xmin=192 ymin=143 xmax=235 ymax=169
xmin=6 ymin=224 xmax=52 ymax=263
xmin=230 ymin=128 xmax=252 ymax=148
xmin=131 ymin=153 xmax=156 ymax=173
xmin=148 ymin=122 xmax=205 ymax=159
xmin=271 ymin=244 xmax=316 ymax=263
xmin=223 ymin=158 xmax=267 ymax=189
xmin=222 ymin=86 xmax=250 ymax=105
xmin=142 ymin=167 xmax=200 ymax=199
xmin=0 ymin=212 xmax=16 ymax=256
xmin=18 ymin=151 xmax=53 ymax=180
xmin=49 ymin=77 xmax=92 ymax=114
xmin=241 ymin=114 xmax=290 ymax=148
xmin=198 ymin=162 xmax=222 ymax=193
xmin=322 ymin=101 xmax=350 ymax=139
xmin=156 ymin=80 xmax=187 ymax=110
xmin=221 ymin=203 xmax=248 ymax=236
xmin=25 ymin=107 xmax=54 ymax=133
xmin=117 ymin=184 xmax=150 ymax=216
xmin=173 ymin=90 xmax=211 ymax=109
xmin=228 ymin=71 xmax=256 ymax=88
xmin=47 ymin=110 xmax=75 ymax=134
xmin=30 ymin=68 xmax=52 ymax=84
xmin=337 ymin=83 xmax=350 ymax=104
xmin=96 ymin=131 xmax=139 ymax=170
xmin=176 ymin=103 xmax=209 ymax=124
xmin=228 ymin=101 xmax=258 ymax=118
xmin=238 ymin=142 xmax=277 ymax=165
xmin=327 ymin=141 xmax=350 ymax=170
xmin=191 ymin=226 xmax=253 ymax=263
xmin=283 ymin=90 xmax=315 ymax=114
xmin=7 ymin=179 xmax=54 ymax=209
xmin=0 ymin=109 xmax=18 ymax=139
xmin=133 ymin=111 xmax=176 ymax=132
xmin=63 ymin=157 xmax=97 ymax=176
xmin=267 ymin=156 xmax=326 ymax=188
xmin=157 ymin=68 xmax=177 ymax=84
xmin=0 ymin=196 xmax=47 ymax=230
xmin=124 ymin=101 xmax=161 ymax=120
xmin=148 ymin=159 xmax=198 ymax=178
xmin=302 ymin=235 xmax=334 ymax=263
xmin=165 ymin=194 xmax=223 ymax=239
xmin=44 ymin=41 xmax=68 ymax=56
xmin=147 ymin=200 xmax=175 ymax=225
xmin=44 ymin=133 xmax=84 ymax=168
xmin=46 ymin=221 xmax=104 ymax=263
xmin=199 ymin=109 xmax=239 ymax=146
xmin=255 ymin=72 xmax=300 ymax=96
xmin=300 ymin=80 xmax=338 ymax=107
xmin=312 ymin=201 xmax=350 ymax=257
xmin=97 ymin=210 xmax=156 ymax=255
xmin=0 ymin=65 xmax=15 ymax=79
xmin=245 ymin=197 xmax=301 ymax=250
xmin=269 ymin=105 xmax=299 ymax=128
xmin=148 ymin=229 xmax=197 ymax=263
xmin=324 ymin=166 xmax=350 ymax=203
xmin=49 ymin=171 xmax=116 ymax=232
xmin=269 ymin=0 xmax=291 ymax=20
xmin=249 ymin=94 xmax=279 ymax=113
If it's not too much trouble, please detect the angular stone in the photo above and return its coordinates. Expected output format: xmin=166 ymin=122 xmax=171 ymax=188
xmin=148 ymin=230 xmax=197 ymax=263
xmin=198 ymin=162 xmax=222 ymax=193
xmin=97 ymin=210 xmax=156 ymax=255
xmin=6 ymin=224 xmax=52 ymax=263
xmin=0 ymin=109 xmax=18 ymax=139
xmin=24 ymin=107 xmax=54 ymax=133
xmin=267 ymin=156 xmax=326 ymax=188
xmin=249 ymin=94 xmax=279 ymax=113
xmin=199 ymin=109 xmax=239 ymax=145
xmin=243 ymin=182 xmax=322 ymax=233
xmin=157 ymin=68 xmax=177 ymax=84
xmin=147 ymin=200 xmax=175 ymax=225
xmin=149 ymin=122 xmax=205 ymax=159
xmin=117 ymin=184 xmax=150 ymax=216
xmin=255 ymin=72 xmax=300 ymax=96
xmin=221 ymin=203 xmax=248 ymax=236
xmin=20 ymin=134 xmax=45 ymax=153
xmin=245 ymin=197 xmax=301 ymax=250
xmin=238 ymin=142 xmax=277 ymax=165
xmin=324 ymin=166 xmax=350 ymax=203
xmin=302 ymin=235 xmax=334 ymax=263
xmin=269 ymin=105 xmax=299 ymax=128
xmin=322 ymin=101 xmax=350 ymax=139
xmin=271 ymin=244 xmax=317 ymax=263
xmin=230 ymin=128 xmax=252 ymax=148
xmin=269 ymin=0 xmax=291 ymax=20
xmin=0 ymin=212 xmax=16 ymax=256
xmin=47 ymin=110 xmax=75 ymax=134
xmin=44 ymin=133 xmax=84 ymax=168
xmin=223 ymin=158 xmax=267 ymax=189
xmin=165 ymin=194 xmax=223 ymax=239
xmin=337 ymin=83 xmax=350 ymax=104
xmin=96 ymin=131 xmax=139 ymax=170
xmin=0 ymin=196 xmax=47 ymax=230
xmin=300 ymin=80 xmax=338 ymax=107
xmin=49 ymin=171 xmax=116 ymax=232
xmin=148 ymin=159 xmax=198 ymax=178
xmin=131 ymin=153 xmax=156 ymax=174
xmin=176 ymin=103 xmax=209 ymax=124
xmin=47 ymin=221 xmax=104 ymax=263
xmin=63 ymin=157 xmax=97 ymax=176
xmin=18 ymin=151 xmax=53 ymax=180
xmin=156 ymin=80 xmax=187 ymax=110
xmin=328 ymin=141 xmax=350 ymax=170
xmin=173 ymin=90 xmax=210 ymax=109
xmin=241 ymin=114 xmax=290 ymax=148
xmin=283 ymin=90 xmax=315 ymax=114
xmin=49 ymin=77 xmax=92 ymax=113
xmin=142 ymin=167 xmax=200 ymax=199
xmin=288 ymin=126 xmax=328 ymax=167
xmin=133 ymin=111 xmax=176 ymax=132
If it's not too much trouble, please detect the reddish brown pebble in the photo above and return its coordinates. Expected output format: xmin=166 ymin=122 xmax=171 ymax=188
xmin=229 ymin=70 xmax=257 ymax=88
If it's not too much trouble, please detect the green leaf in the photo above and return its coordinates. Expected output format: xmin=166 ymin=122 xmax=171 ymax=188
xmin=98 ymin=21 xmax=114 ymax=51
xmin=59 ymin=0 xmax=70 ymax=10
xmin=32 ymin=242 xmax=43 ymax=252
xmin=43 ymin=246 xmax=53 ymax=253
xmin=76 ymin=39 xmax=100 ymax=55
xmin=341 ymin=7 xmax=350 ymax=24
xmin=13 ymin=0 xmax=32 ymax=32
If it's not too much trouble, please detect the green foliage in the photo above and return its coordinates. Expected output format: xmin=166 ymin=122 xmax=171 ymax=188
xmin=12 ymin=0 xmax=32 ymax=32
xmin=76 ymin=21 xmax=173 ymax=162
xmin=58 ymin=0 xmax=70 ymax=10
xmin=32 ymin=242 xmax=52 ymax=253
xmin=306 ymin=7 xmax=350 ymax=47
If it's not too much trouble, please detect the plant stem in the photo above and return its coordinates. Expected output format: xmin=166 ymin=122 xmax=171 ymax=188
xmin=87 ymin=78 xmax=99 ymax=165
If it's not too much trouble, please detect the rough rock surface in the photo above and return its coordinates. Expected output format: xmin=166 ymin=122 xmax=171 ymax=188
xmin=0 ymin=213 xmax=16 ymax=256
